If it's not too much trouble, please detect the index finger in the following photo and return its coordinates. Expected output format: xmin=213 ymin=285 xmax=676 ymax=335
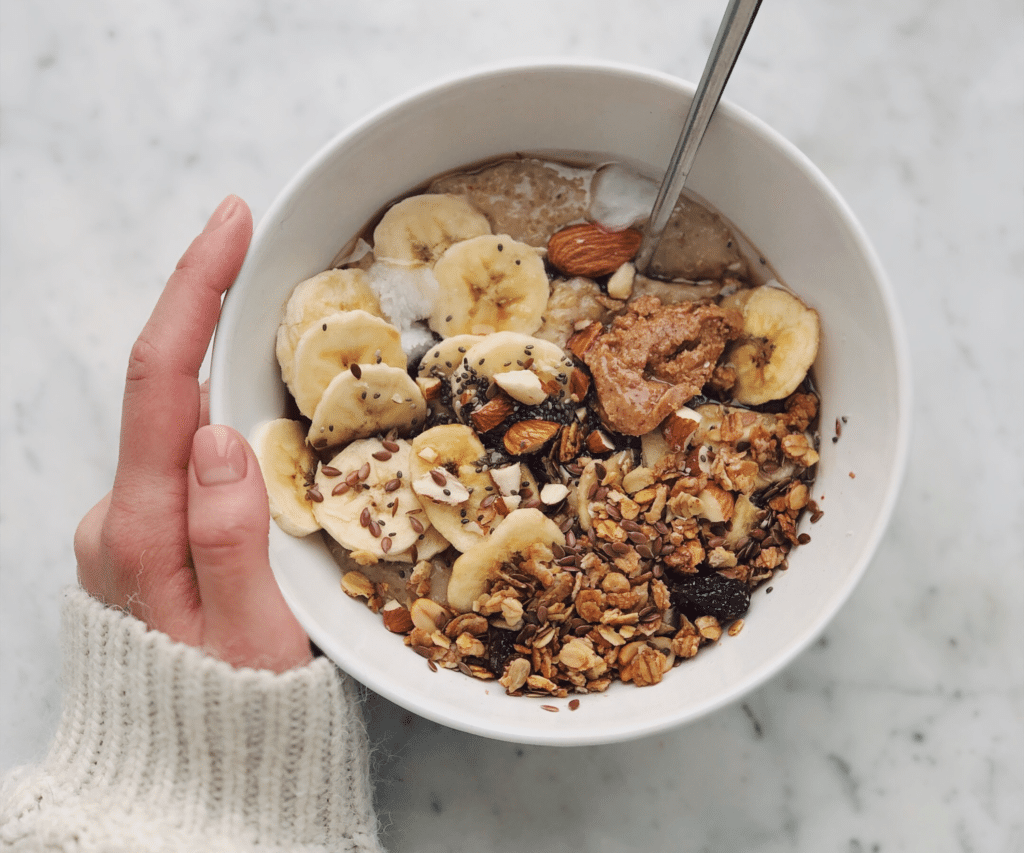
xmin=113 ymin=196 xmax=253 ymax=491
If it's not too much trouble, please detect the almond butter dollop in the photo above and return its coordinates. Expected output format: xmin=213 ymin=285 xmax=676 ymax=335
xmin=582 ymin=295 xmax=743 ymax=436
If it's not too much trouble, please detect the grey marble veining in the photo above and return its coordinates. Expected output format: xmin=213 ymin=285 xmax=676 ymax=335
xmin=2 ymin=1 xmax=1022 ymax=850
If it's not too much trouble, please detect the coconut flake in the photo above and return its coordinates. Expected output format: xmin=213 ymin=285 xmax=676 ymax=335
xmin=366 ymin=261 xmax=439 ymax=335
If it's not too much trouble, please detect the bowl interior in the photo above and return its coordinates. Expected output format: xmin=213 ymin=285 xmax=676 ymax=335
xmin=211 ymin=61 xmax=909 ymax=745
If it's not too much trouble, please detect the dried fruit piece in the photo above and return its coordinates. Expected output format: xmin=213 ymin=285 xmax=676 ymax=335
xmin=489 ymin=627 xmax=519 ymax=676
xmin=669 ymin=573 xmax=751 ymax=621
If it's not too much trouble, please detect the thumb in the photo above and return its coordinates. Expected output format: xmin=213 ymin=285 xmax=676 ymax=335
xmin=188 ymin=424 xmax=312 ymax=671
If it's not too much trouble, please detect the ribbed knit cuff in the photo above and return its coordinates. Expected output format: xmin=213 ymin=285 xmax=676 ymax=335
xmin=1 ymin=588 xmax=383 ymax=853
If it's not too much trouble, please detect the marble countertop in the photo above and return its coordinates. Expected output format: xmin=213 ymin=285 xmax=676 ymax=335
xmin=2 ymin=0 xmax=1021 ymax=850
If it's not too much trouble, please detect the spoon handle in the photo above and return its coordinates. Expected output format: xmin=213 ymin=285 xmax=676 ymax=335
xmin=635 ymin=0 xmax=763 ymax=274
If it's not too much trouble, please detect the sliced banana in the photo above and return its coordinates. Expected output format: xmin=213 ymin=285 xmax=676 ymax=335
xmin=251 ymin=418 xmax=321 ymax=538
xmin=382 ymin=524 xmax=450 ymax=564
xmin=409 ymin=424 xmax=503 ymax=553
xmin=451 ymin=332 xmax=575 ymax=410
xmin=447 ymin=508 xmax=566 ymax=612
xmin=308 ymin=364 xmax=427 ymax=451
xmin=429 ymin=235 xmax=549 ymax=337
xmin=288 ymin=310 xmax=406 ymax=418
xmin=729 ymin=285 xmax=820 ymax=405
xmin=313 ymin=437 xmax=430 ymax=558
xmin=372 ymin=193 xmax=492 ymax=266
xmin=276 ymin=269 xmax=383 ymax=387
xmin=416 ymin=334 xmax=485 ymax=380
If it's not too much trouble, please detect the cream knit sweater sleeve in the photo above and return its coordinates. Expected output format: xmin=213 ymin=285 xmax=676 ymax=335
xmin=0 ymin=588 xmax=385 ymax=853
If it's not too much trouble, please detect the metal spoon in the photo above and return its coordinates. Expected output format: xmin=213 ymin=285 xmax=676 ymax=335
xmin=635 ymin=0 xmax=763 ymax=274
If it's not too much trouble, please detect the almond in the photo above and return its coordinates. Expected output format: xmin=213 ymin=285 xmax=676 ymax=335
xmin=662 ymin=409 xmax=700 ymax=451
xmin=697 ymin=484 xmax=735 ymax=523
xmin=341 ymin=570 xmax=376 ymax=599
xmin=470 ymin=393 xmax=514 ymax=433
xmin=566 ymin=321 xmax=603 ymax=359
xmin=409 ymin=597 xmax=451 ymax=632
xmin=547 ymin=223 xmax=643 ymax=278
xmin=585 ymin=429 xmax=616 ymax=454
xmin=504 ymin=419 xmax=560 ymax=455
xmin=381 ymin=601 xmax=415 ymax=634
xmin=539 ymin=376 xmax=564 ymax=397
xmin=415 ymin=375 xmax=442 ymax=403
xmin=568 ymin=368 xmax=590 ymax=403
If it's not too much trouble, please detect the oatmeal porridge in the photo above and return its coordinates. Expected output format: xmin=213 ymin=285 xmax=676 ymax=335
xmin=253 ymin=155 xmax=823 ymax=698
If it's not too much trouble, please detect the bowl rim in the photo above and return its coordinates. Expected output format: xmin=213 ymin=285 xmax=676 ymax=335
xmin=211 ymin=57 xmax=912 ymax=745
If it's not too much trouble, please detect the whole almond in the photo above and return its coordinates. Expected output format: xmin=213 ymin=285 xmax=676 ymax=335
xmin=470 ymin=393 xmax=515 ymax=433
xmin=547 ymin=223 xmax=643 ymax=278
xmin=504 ymin=419 xmax=560 ymax=455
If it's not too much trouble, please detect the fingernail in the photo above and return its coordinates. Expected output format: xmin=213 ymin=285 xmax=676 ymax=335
xmin=193 ymin=425 xmax=247 ymax=486
xmin=202 ymin=195 xmax=241 ymax=234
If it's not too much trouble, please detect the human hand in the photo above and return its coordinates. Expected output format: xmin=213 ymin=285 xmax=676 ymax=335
xmin=74 ymin=196 xmax=312 ymax=672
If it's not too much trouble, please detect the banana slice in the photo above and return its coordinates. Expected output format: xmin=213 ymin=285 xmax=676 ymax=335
xmin=308 ymin=364 xmax=427 ymax=451
xmin=729 ymin=285 xmax=820 ymax=405
xmin=372 ymin=193 xmax=492 ymax=266
xmin=288 ymin=310 xmax=407 ymax=418
xmin=451 ymin=332 xmax=575 ymax=411
xmin=409 ymin=424 xmax=503 ymax=553
xmin=313 ymin=437 xmax=430 ymax=558
xmin=429 ymin=235 xmax=550 ymax=337
xmin=276 ymin=269 xmax=383 ymax=387
xmin=417 ymin=334 xmax=485 ymax=380
xmin=251 ymin=418 xmax=321 ymax=538
xmin=382 ymin=524 xmax=450 ymax=564
xmin=447 ymin=508 xmax=566 ymax=612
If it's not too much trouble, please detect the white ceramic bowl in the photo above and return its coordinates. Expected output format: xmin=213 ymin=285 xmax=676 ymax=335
xmin=210 ymin=59 xmax=910 ymax=746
